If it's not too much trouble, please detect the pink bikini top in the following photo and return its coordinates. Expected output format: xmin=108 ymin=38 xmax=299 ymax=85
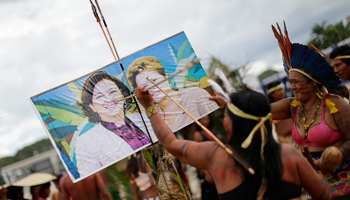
xmin=292 ymin=94 xmax=342 ymax=147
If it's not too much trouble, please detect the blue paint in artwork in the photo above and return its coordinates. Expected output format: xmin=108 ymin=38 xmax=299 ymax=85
xmin=30 ymin=32 xmax=209 ymax=181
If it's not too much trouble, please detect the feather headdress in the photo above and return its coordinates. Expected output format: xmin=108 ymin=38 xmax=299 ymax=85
xmin=271 ymin=21 xmax=341 ymax=93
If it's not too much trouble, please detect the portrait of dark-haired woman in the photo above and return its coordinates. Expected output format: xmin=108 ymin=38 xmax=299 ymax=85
xmin=75 ymin=71 xmax=154 ymax=177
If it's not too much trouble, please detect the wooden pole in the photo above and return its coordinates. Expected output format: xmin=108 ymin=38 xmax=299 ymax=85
xmin=89 ymin=0 xmax=153 ymax=143
xmin=89 ymin=0 xmax=116 ymax=60
xmin=112 ymin=59 xmax=198 ymax=103
xmin=303 ymin=146 xmax=318 ymax=171
xmin=146 ymin=78 xmax=255 ymax=175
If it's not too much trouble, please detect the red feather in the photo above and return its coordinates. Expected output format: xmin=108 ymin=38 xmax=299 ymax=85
xmin=271 ymin=22 xmax=292 ymax=69
xmin=283 ymin=21 xmax=292 ymax=64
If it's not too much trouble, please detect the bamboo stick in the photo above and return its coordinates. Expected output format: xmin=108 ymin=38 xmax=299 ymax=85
xmin=303 ymin=147 xmax=318 ymax=171
xmin=146 ymin=78 xmax=255 ymax=175
xmin=112 ymin=59 xmax=199 ymax=103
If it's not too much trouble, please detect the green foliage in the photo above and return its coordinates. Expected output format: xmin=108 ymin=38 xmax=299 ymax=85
xmin=141 ymin=149 xmax=156 ymax=171
xmin=307 ymin=20 xmax=350 ymax=49
xmin=205 ymin=56 xmax=250 ymax=142
xmin=0 ymin=156 xmax=15 ymax=169
xmin=14 ymin=139 xmax=53 ymax=161
xmin=0 ymin=139 xmax=53 ymax=169
xmin=105 ymin=164 xmax=131 ymax=200
xmin=207 ymin=57 xmax=232 ymax=78
xmin=207 ymin=56 xmax=248 ymax=91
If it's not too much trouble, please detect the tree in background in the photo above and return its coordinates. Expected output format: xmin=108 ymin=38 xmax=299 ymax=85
xmin=307 ymin=20 xmax=350 ymax=49
xmin=0 ymin=139 xmax=53 ymax=169
xmin=207 ymin=56 xmax=249 ymax=91
xmin=205 ymin=56 xmax=250 ymax=142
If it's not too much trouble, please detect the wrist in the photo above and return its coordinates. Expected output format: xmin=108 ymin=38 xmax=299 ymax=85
xmin=142 ymin=102 xmax=154 ymax=109
xmin=145 ymin=105 xmax=158 ymax=119
xmin=220 ymin=101 xmax=227 ymax=110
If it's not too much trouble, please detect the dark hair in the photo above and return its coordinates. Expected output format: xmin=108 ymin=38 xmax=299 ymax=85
xmin=126 ymin=154 xmax=140 ymax=179
xmin=266 ymin=80 xmax=281 ymax=103
xmin=7 ymin=186 xmax=23 ymax=200
xmin=227 ymin=89 xmax=282 ymax=199
xmin=330 ymin=45 xmax=350 ymax=65
xmin=77 ymin=71 xmax=132 ymax=123
xmin=30 ymin=182 xmax=50 ymax=196
xmin=30 ymin=185 xmax=35 ymax=195
xmin=39 ymin=182 xmax=51 ymax=198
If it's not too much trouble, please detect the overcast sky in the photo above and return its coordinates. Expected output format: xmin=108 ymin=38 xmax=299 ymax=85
xmin=0 ymin=0 xmax=349 ymax=158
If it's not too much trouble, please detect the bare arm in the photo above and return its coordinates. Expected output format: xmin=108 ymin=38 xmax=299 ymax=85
xmin=130 ymin=181 xmax=141 ymax=200
xmin=60 ymin=178 xmax=70 ymax=200
xmin=270 ymin=98 xmax=294 ymax=120
xmin=95 ymin=173 xmax=113 ymax=200
xmin=209 ymin=94 xmax=227 ymax=109
xmin=275 ymin=119 xmax=293 ymax=137
xmin=135 ymin=87 xmax=217 ymax=170
xmin=330 ymin=95 xmax=350 ymax=161
xmin=193 ymin=131 xmax=204 ymax=142
xmin=332 ymin=84 xmax=349 ymax=100
xmin=288 ymin=146 xmax=332 ymax=199
xmin=0 ymin=187 xmax=8 ymax=200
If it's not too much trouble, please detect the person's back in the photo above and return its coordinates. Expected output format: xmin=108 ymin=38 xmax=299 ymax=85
xmin=135 ymin=87 xmax=332 ymax=199
xmin=279 ymin=144 xmax=331 ymax=199
xmin=60 ymin=173 xmax=113 ymax=200
xmin=205 ymin=140 xmax=331 ymax=200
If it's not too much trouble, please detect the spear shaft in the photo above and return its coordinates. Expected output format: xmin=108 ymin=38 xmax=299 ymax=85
xmin=89 ymin=0 xmax=153 ymax=143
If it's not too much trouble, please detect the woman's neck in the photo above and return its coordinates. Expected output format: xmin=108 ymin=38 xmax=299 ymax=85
xmin=302 ymin=93 xmax=320 ymax=111
xmin=157 ymin=90 xmax=181 ymax=112
xmin=101 ymin=110 xmax=125 ymax=126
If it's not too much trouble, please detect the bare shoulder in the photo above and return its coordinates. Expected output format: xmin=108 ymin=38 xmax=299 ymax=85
xmin=271 ymin=97 xmax=295 ymax=120
xmin=328 ymin=93 xmax=348 ymax=105
xmin=205 ymin=142 xmax=236 ymax=169
xmin=203 ymin=141 xmax=226 ymax=158
xmin=280 ymin=143 xmax=303 ymax=161
xmin=273 ymin=97 xmax=294 ymax=106
xmin=192 ymin=131 xmax=203 ymax=142
xmin=328 ymin=93 xmax=350 ymax=115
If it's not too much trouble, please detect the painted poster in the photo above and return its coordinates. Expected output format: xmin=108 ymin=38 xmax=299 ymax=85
xmin=30 ymin=32 xmax=219 ymax=182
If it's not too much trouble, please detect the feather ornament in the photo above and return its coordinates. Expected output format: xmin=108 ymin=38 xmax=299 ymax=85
xmin=271 ymin=22 xmax=292 ymax=69
xmin=326 ymin=99 xmax=339 ymax=113
xmin=271 ymin=21 xmax=342 ymax=94
xmin=283 ymin=21 xmax=292 ymax=61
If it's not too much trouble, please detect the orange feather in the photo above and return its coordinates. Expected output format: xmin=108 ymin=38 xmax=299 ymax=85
xmin=271 ymin=22 xmax=292 ymax=69
xmin=283 ymin=21 xmax=292 ymax=65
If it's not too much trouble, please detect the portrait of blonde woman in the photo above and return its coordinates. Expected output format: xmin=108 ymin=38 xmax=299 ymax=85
xmin=127 ymin=56 xmax=219 ymax=131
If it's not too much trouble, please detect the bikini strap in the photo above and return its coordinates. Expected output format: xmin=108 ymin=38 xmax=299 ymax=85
xmin=322 ymin=93 xmax=330 ymax=120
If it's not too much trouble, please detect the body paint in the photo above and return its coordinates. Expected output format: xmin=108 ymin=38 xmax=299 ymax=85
xmin=297 ymin=85 xmax=309 ymax=94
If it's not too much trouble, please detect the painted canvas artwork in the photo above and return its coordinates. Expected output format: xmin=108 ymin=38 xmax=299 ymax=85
xmin=30 ymin=32 xmax=219 ymax=182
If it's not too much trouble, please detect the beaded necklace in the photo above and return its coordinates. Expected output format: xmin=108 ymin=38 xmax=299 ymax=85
xmin=299 ymin=95 xmax=322 ymax=138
